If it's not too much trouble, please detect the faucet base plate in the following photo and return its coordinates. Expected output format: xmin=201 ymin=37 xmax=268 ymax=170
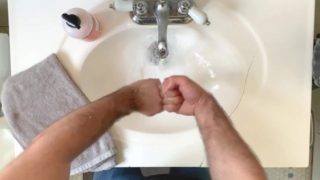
xmin=130 ymin=0 xmax=192 ymax=25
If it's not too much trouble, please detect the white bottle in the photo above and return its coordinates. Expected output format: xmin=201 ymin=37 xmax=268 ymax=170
xmin=62 ymin=8 xmax=102 ymax=41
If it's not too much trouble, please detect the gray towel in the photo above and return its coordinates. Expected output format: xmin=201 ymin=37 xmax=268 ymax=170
xmin=1 ymin=54 xmax=116 ymax=175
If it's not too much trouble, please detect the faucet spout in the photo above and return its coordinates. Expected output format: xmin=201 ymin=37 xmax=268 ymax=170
xmin=154 ymin=0 xmax=169 ymax=58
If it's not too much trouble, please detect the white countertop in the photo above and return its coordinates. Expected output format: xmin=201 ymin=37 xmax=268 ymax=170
xmin=7 ymin=0 xmax=314 ymax=167
xmin=0 ymin=117 xmax=15 ymax=169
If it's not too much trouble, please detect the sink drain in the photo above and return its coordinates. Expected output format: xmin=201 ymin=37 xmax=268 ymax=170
xmin=148 ymin=42 xmax=168 ymax=65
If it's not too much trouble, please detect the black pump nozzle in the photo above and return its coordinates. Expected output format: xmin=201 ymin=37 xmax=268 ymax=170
xmin=62 ymin=13 xmax=81 ymax=29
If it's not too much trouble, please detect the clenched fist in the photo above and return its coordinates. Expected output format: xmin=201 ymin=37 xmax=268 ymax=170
xmin=161 ymin=76 xmax=214 ymax=116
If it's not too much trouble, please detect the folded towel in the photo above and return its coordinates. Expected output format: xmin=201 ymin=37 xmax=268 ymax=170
xmin=1 ymin=54 xmax=116 ymax=175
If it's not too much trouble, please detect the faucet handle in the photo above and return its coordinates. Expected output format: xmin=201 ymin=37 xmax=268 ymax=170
xmin=134 ymin=0 xmax=148 ymax=15
xmin=189 ymin=6 xmax=210 ymax=25
xmin=110 ymin=0 xmax=149 ymax=16
xmin=178 ymin=0 xmax=192 ymax=15
xmin=178 ymin=0 xmax=210 ymax=25
xmin=110 ymin=0 xmax=134 ymax=12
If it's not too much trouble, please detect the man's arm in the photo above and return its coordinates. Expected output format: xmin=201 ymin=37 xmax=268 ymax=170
xmin=0 ymin=79 xmax=163 ymax=180
xmin=162 ymin=76 xmax=266 ymax=180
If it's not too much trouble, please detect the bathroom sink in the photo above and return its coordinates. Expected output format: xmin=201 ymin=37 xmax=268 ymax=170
xmin=57 ymin=0 xmax=313 ymax=167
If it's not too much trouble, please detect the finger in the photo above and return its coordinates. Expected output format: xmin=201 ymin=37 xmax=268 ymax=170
xmin=163 ymin=96 xmax=183 ymax=105
xmin=162 ymin=78 xmax=177 ymax=93
xmin=164 ymin=90 xmax=181 ymax=98
xmin=151 ymin=79 xmax=163 ymax=97
xmin=164 ymin=104 xmax=180 ymax=112
xmin=157 ymin=81 xmax=162 ymax=90
xmin=150 ymin=78 xmax=162 ymax=88
xmin=162 ymin=76 xmax=190 ymax=93
xmin=155 ymin=79 xmax=161 ymax=85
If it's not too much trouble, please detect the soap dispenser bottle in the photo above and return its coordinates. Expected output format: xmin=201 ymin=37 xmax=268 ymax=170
xmin=62 ymin=8 xmax=101 ymax=41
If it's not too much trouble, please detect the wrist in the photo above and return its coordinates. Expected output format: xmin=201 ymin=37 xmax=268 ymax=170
xmin=194 ymin=94 xmax=231 ymax=132
xmin=110 ymin=86 xmax=136 ymax=116
xmin=194 ymin=94 xmax=227 ymax=124
xmin=194 ymin=94 xmax=217 ymax=117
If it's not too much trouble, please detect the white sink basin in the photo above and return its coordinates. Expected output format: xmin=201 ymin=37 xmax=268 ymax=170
xmin=57 ymin=0 xmax=313 ymax=167
xmin=80 ymin=23 xmax=265 ymax=133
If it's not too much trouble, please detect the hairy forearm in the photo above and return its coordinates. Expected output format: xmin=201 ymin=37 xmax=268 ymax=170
xmin=196 ymin=98 xmax=266 ymax=180
xmin=32 ymin=86 xmax=133 ymax=161
xmin=0 ymin=86 xmax=134 ymax=180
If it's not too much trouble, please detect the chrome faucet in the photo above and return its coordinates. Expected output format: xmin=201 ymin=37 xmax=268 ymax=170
xmin=154 ymin=0 xmax=169 ymax=58
xmin=110 ymin=0 xmax=210 ymax=62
